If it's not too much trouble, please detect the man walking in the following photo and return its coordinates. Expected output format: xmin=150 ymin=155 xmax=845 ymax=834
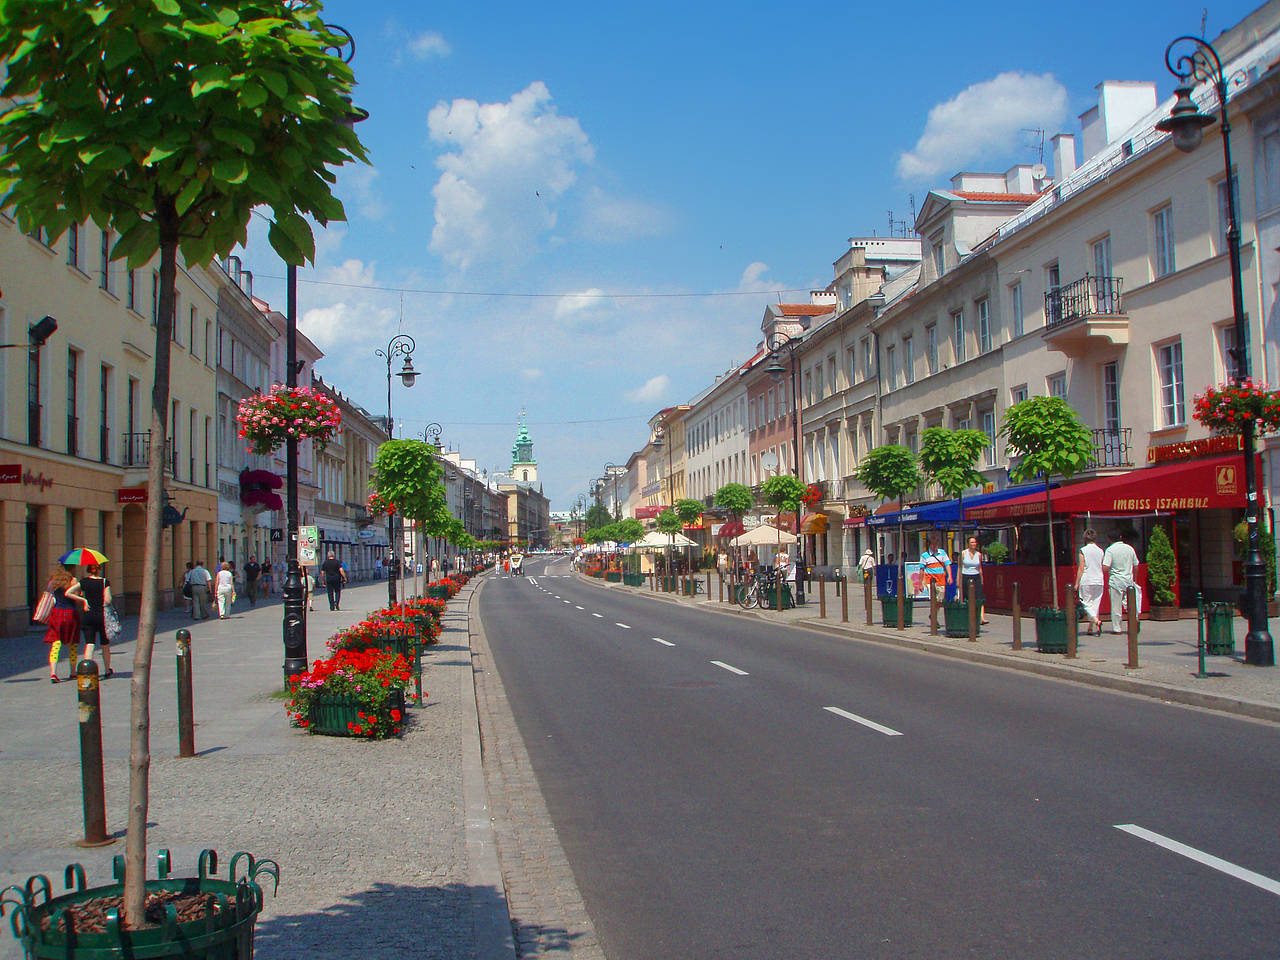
xmin=244 ymin=556 xmax=261 ymax=607
xmin=188 ymin=560 xmax=212 ymax=620
xmin=321 ymin=551 xmax=346 ymax=611
xmin=1103 ymin=530 xmax=1141 ymax=634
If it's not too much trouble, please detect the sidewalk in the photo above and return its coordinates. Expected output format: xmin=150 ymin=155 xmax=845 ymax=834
xmin=0 ymin=577 xmax=520 ymax=960
xmin=590 ymin=572 xmax=1280 ymax=724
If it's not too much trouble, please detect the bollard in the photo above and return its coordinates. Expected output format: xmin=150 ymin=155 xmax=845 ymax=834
xmin=75 ymin=659 xmax=114 ymax=847
xmin=897 ymin=585 xmax=905 ymax=630
xmin=176 ymin=628 xmax=195 ymax=758
xmin=650 ymin=570 xmax=655 ymax=592
xmin=706 ymin=570 xmax=711 ymax=599
xmin=929 ymin=587 xmax=939 ymax=636
xmin=841 ymin=578 xmax=849 ymax=622
xmin=1066 ymin=587 xmax=1078 ymax=659
xmin=1011 ymin=582 xmax=1022 ymax=650
xmin=819 ymin=576 xmax=827 ymax=619
xmin=718 ymin=572 xmax=724 ymax=603
xmin=1126 ymin=585 xmax=1140 ymax=668
xmin=864 ymin=577 xmax=873 ymax=626
xmin=1194 ymin=592 xmax=1209 ymax=678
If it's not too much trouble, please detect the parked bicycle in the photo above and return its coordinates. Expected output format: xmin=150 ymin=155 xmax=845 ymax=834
xmin=735 ymin=567 xmax=778 ymax=609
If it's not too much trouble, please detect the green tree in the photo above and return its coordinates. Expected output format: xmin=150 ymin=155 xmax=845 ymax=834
xmin=919 ymin=426 xmax=988 ymax=532
xmin=585 ymin=503 xmax=613 ymax=530
xmin=373 ymin=441 xmax=448 ymax=527
xmin=616 ymin=517 xmax=645 ymax=544
xmin=0 ymin=1 xmax=367 ymax=923
xmin=713 ymin=482 xmax=754 ymax=519
xmin=761 ymin=474 xmax=807 ymax=514
xmin=1000 ymin=396 xmax=1093 ymax=609
xmin=656 ymin=508 xmax=685 ymax=579
xmin=1146 ymin=525 xmax=1177 ymax=607
xmin=675 ymin=498 xmax=703 ymax=525
xmin=857 ymin=446 xmax=922 ymax=600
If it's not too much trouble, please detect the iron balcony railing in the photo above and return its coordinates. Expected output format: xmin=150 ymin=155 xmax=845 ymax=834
xmin=1089 ymin=427 xmax=1132 ymax=469
xmin=122 ymin=431 xmax=176 ymax=474
xmin=1045 ymin=275 xmax=1124 ymax=328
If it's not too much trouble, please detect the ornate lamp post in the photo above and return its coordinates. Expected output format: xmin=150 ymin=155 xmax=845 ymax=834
xmin=764 ymin=333 xmax=806 ymax=604
xmin=282 ymin=22 xmax=366 ymax=682
xmin=375 ymin=334 xmax=418 ymax=603
xmin=604 ymin=462 xmax=622 ymax=519
xmin=1157 ymin=35 xmax=1273 ymax=666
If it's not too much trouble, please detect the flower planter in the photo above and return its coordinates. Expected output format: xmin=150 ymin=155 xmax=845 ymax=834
xmin=942 ymin=600 xmax=976 ymax=638
xmin=2 ymin=850 xmax=277 ymax=960
xmin=309 ymin=690 xmax=405 ymax=737
xmin=605 ymin=571 xmax=622 ymax=583
xmin=1033 ymin=607 xmax=1069 ymax=653
xmin=879 ymin=595 xmax=913 ymax=626
xmin=1148 ymin=604 xmax=1180 ymax=622
xmin=1204 ymin=602 xmax=1236 ymax=656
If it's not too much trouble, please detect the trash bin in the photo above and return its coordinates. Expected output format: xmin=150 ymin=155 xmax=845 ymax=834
xmin=879 ymin=595 xmax=914 ymax=626
xmin=1204 ymin=601 xmax=1236 ymax=656
xmin=1034 ymin=607 xmax=1069 ymax=653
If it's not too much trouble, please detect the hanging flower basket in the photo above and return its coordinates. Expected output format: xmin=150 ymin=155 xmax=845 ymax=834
xmin=366 ymin=491 xmax=396 ymax=517
xmin=237 ymin=384 xmax=342 ymax=456
xmin=801 ymin=483 xmax=824 ymax=507
xmin=1193 ymin=380 xmax=1280 ymax=435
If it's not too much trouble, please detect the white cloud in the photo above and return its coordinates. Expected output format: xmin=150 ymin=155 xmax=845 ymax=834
xmin=624 ymin=374 xmax=670 ymax=404
xmin=738 ymin=261 xmax=785 ymax=294
xmin=298 ymin=259 xmax=400 ymax=350
xmin=335 ymin=164 xmax=386 ymax=222
xmin=409 ymin=31 xmax=451 ymax=60
xmin=427 ymin=81 xmax=594 ymax=270
xmin=896 ymin=72 xmax=1068 ymax=182
xmin=553 ymin=288 xmax=605 ymax=321
xmin=520 ymin=367 xmax=544 ymax=381
xmin=579 ymin=186 xmax=671 ymax=242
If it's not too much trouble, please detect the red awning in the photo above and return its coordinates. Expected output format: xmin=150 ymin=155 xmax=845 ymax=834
xmin=964 ymin=454 xmax=1252 ymax=522
xmin=717 ymin=519 xmax=745 ymax=538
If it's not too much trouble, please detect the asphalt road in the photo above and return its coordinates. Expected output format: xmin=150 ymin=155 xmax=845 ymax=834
xmin=478 ymin=556 xmax=1280 ymax=959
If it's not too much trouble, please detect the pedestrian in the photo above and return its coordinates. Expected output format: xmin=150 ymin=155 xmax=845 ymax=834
xmin=1103 ymin=530 xmax=1141 ymax=634
xmin=857 ymin=548 xmax=876 ymax=583
xmin=959 ymin=536 xmax=988 ymax=623
xmin=303 ymin=566 xmax=316 ymax=611
xmin=260 ymin=556 xmax=275 ymax=597
xmin=321 ymin=550 xmax=346 ymax=610
xmin=78 ymin=562 xmax=115 ymax=678
xmin=42 ymin=565 xmax=86 ymax=683
xmin=181 ymin=561 xmax=195 ymax=616
xmin=1074 ymin=527 xmax=1106 ymax=635
xmin=188 ymin=560 xmax=212 ymax=620
xmin=431 ymin=556 xmax=440 ymax=579
xmin=244 ymin=556 xmax=261 ymax=607
xmin=214 ymin=561 xmax=235 ymax=619
xmin=919 ymin=537 xmax=951 ymax=602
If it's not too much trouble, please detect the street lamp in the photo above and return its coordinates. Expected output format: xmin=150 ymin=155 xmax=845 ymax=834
xmin=282 ymin=21 xmax=367 ymax=682
xmin=375 ymin=333 xmax=417 ymax=603
xmin=604 ymin=462 xmax=622 ymax=519
xmin=764 ymin=332 xmax=806 ymax=605
xmin=1157 ymin=35 xmax=1273 ymax=666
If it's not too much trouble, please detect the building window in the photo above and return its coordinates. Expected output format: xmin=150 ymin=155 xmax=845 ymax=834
xmin=931 ymin=236 xmax=945 ymax=277
xmin=189 ymin=306 xmax=197 ymax=356
xmin=1262 ymin=129 xmax=1280 ymax=211
xmin=981 ymin=410 xmax=996 ymax=466
xmin=1153 ymin=204 xmax=1176 ymax=277
xmin=1157 ymin=339 xmax=1186 ymax=426
xmin=27 ymin=343 xmax=41 ymax=446
xmin=814 ymin=364 xmax=824 ymax=400
xmin=205 ymin=320 xmax=213 ymax=365
xmin=1048 ymin=373 xmax=1066 ymax=398
xmin=66 ymin=349 xmax=79 ymax=456
xmin=951 ymin=310 xmax=964 ymax=363
xmin=126 ymin=269 xmax=136 ymax=311
xmin=1216 ymin=175 xmax=1239 ymax=254
xmin=1046 ymin=263 xmax=1061 ymax=324
xmin=151 ymin=270 xmax=160 ymax=325
xmin=977 ymin=298 xmax=991 ymax=353
xmin=99 ymin=229 xmax=112 ymax=291
xmin=861 ymin=337 xmax=873 ymax=379
xmin=99 ymin=364 xmax=110 ymax=463
xmin=925 ymin=323 xmax=938 ymax=374
xmin=827 ymin=355 xmax=837 ymax=393
xmin=1011 ymin=385 xmax=1028 ymax=405
xmin=885 ymin=344 xmax=897 ymax=390
xmin=1010 ymin=283 xmax=1024 ymax=338
xmin=1102 ymin=361 xmax=1120 ymax=432
xmin=1219 ymin=323 xmax=1240 ymax=380
xmin=67 ymin=223 xmax=79 ymax=269
xmin=902 ymin=335 xmax=914 ymax=384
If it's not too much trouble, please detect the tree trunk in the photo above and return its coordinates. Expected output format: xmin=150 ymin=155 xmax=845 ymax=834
xmin=1045 ymin=479 xmax=1058 ymax=610
xmin=124 ymin=204 xmax=178 ymax=927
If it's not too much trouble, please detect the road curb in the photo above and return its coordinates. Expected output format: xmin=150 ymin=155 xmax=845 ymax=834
xmin=571 ymin=570 xmax=1280 ymax=725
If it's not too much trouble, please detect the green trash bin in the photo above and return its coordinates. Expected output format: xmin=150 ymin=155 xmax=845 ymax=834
xmin=1204 ymin=602 xmax=1236 ymax=655
xmin=879 ymin=595 xmax=914 ymax=626
xmin=942 ymin=600 xmax=976 ymax=638
xmin=763 ymin=584 xmax=794 ymax=609
xmin=1033 ymin=607 xmax=1069 ymax=653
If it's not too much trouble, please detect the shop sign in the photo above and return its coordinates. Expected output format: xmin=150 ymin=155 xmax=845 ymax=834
xmin=0 ymin=464 xmax=19 ymax=484
xmin=22 ymin=471 xmax=53 ymax=491
xmin=682 ymin=514 xmax=704 ymax=530
xmin=635 ymin=505 xmax=666 ymax=519
xmin=297 ymin=525 xmax=318 ymax=564
xmin=117 ymin=487 xmax=147 ymax=503
xmin=270 ymin=528 xmax=284 ymax=542
xmin=1147 ymin=434 xmax=1241 ymax=464
xmin=357 ymin=527 xmax=376 ymax=540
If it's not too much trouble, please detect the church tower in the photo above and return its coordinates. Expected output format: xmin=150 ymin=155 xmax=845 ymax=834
xmin=511 ymin=412 xmax=538 ymax=486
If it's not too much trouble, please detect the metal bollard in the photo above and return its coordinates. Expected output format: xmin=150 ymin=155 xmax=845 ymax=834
xmin=75 ymin=659 xmax=114 ymax=847
xmin=1126 ymin=585 xmax=1140 ymax=668
xmin=841 ymin=578 xmax=849 ymax=622
xmin=718 ymin=571 xmax=724 ymax=603
xmin=967 ymin=582 xmax=977 ymax=641
xmin=706 ymin=570 xmax=711 ymax=598
xmin=1194 ymin=592 xmax=1209 ymax=678
xmin=176 ymin=628 xmax=195 ymax=758
xmin=929 ymin=587 xmax=939 ymax=635
xmin=1012 ymin=582 xmax=1022 ymax=650
xmin=864 ymin=577 xmax=873 ymax=626
xmin=1066 ymin=587 xmax=1078 ymax=659
xmin=819 ymin=576 xmax=827 ymax=618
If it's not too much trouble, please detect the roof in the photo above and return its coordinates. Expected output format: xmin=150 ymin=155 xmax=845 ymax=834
xmin=775 ymin=304 xmax=832 ymax=316
xmin=949 ymin=191 xmax=1044 ymax=203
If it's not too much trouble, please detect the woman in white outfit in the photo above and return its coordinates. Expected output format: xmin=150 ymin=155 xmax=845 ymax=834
xmin=1074 ymin=527 xmax=1106 ymax=635
xmin=214 ymin=561 xmax=235 ymax=619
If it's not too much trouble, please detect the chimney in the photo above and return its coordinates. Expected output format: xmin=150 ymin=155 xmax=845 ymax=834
xmin=1052 ymin=134 xmax=1077 ymax=180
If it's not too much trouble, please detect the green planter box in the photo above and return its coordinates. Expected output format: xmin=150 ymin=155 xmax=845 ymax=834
xmin=309 ymin=691 xmax=406 ymax=737
xmin=1034 ymin=607 xmax=1069 ymax=653
xmin=762 ymin=584 xmax=794 ymax=609
xmin=604 ymin=571 xmax=622 ymax=583
xmin=682 ymin=578 xmax=700 ymax=596
xmin=942 ymin=600 xmax=977 ymax=638
xmin=1204 ymin=602 xmax=1236 ymax=655
xmin=879 ymin=595 xmax=914 ymax=626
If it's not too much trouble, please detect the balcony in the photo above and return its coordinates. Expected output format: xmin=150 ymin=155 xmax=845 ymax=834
xmin=1088 ymin=427 xmax=1133 ymax=470
xmin=121 ymin=431 xmax=175 ymax=485
xmin=1043 ymin=275 xmax=1128 ymax=356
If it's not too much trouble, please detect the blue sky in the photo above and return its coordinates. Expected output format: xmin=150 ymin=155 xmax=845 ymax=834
xmin=234 ymin=0 xmax=1260 ymax=511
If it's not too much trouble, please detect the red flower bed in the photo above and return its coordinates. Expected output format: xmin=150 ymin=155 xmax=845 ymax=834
xmin=286 ymin=648 xmax=414 ymax=739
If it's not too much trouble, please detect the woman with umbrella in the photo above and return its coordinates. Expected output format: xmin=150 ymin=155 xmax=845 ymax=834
xmin=67 ymin=548 xmax=116 ymax=678
xmin=42 ymin=563 xmax=87 ymax=683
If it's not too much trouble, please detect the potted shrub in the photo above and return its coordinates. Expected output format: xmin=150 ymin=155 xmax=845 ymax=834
xmin=983 ymin=540 xmax=1010 ymax=565
xmin=1233 ymin=520 xmax=1279 ymax=616
xmin=920 ymin=427 xmax=989 ymax=634
xmin=1146 ymin=525 xmax=1179 ymax=621
xmin=762 ymin=474 xmax=808 ymax=609
xmin=857 ymin=446 xmax=922 ymax=629
xmin=1000 ymin=397 xmax=1093 ymax=653
xmin=286 ymin=648 xmax=414 ymax=738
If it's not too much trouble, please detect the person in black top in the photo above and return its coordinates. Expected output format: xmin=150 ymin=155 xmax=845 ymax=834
xmin=320 ymin=552 xmax=346 ymax=610
xmin=244 ymin=557 xmax=262 ymax=607
xmin=78 ymin=563 xmax=115 ymax=678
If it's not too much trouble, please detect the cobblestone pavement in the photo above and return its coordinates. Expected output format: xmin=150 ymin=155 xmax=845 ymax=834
xmin=0 ymin=578 xmax=508 ymax=960
xmin=588 ymin=571 xmax=1280 ymax=724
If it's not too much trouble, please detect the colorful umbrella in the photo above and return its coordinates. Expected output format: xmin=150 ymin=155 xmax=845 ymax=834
xmin=59 ymin=547 xmax=109 ymax=566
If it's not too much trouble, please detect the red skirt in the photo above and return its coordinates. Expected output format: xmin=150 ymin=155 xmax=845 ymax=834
xmin=42 ymin=608 xmax=80 ymax=645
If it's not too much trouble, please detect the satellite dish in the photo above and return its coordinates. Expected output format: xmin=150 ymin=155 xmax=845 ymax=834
xmin=761 ymin=451 xmax=780 ymax=475
xmin=1031 ymin=162 xmax=1048 ymax=181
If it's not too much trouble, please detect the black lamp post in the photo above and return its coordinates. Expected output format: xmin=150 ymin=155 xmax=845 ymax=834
xmin=1157 ymin=35 xmax=1273 ymax=666
xmin=282 ymin=21 xmax=367 ymax=682
xmin=604 ymin=462 xmax=621 ymax=519
xmin=375 ymin=334 xmax=418 ymax=603
xmin=764 ymin=333 xmax=806 ymax=604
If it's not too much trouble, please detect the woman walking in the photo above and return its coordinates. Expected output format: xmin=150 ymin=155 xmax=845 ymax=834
xmin=42 ymin=566 xmax=86 ymax=683
xmin=959 ymin=536 xmax=989 ymax=624
xmin=214 ymin=561 xmax=235 ymax=619
xmin=1074 ymin=527 xmax=1106 ymax=635
xmin=78 ymin=563 xmax=115 ymax=677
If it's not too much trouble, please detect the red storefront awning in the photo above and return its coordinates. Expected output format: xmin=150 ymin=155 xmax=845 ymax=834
xmin=716 ymin=519 xmax=745 ymax=538
xmin=964 ymin=454 xmax=1252 ymax=522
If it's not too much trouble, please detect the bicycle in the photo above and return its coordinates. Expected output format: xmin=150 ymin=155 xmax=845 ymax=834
xmin=735 ymin=568 xmax=777 ymax=609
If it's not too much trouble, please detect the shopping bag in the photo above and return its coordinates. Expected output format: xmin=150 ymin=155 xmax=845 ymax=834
xmin=32 ymin=591 xmax=55 ymax=624
xmin=103 ymin=603 xmax=122 ymax=642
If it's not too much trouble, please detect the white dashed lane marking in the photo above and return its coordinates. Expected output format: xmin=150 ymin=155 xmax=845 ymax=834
xmin=1115 ymin=824 xmax=1280 ymax=897
xmin=653 ymin=637 xmax=675 ymax=647
xmin=710 ymin=660 xmax=748 ymax=676
xmin=592 ymin=613 xmax=603 ymax=618
xmin=616 ymin=622 xmax=630 ymax=629
xmin=823 ymin=706 xmax=902 ymax=737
